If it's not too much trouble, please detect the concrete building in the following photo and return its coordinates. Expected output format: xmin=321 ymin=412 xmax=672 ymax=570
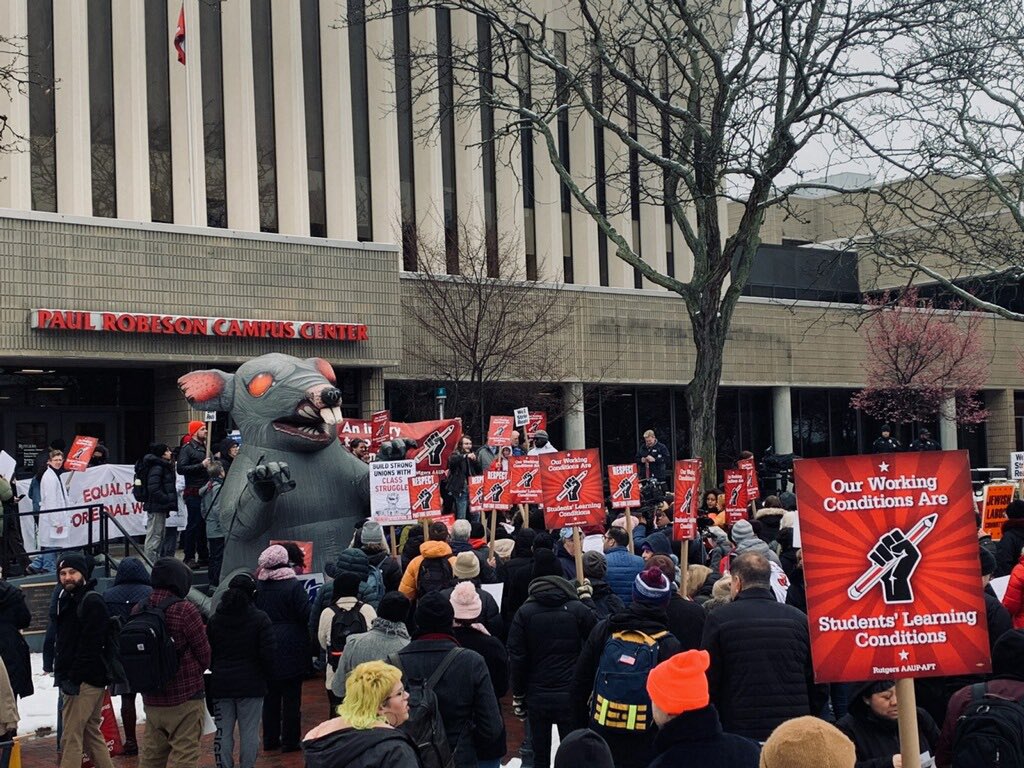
xmin=0 ymin=1 xmax=1020 ymax=480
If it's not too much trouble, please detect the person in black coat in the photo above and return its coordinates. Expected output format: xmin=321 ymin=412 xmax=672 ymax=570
xmin=142 ymin=444 xmax=176 ymax=564
xmin=254 ymin=544 xmax=311 ymax=752
xmin=103 ymin=557 xmax=152 ymax=754
xmin=208 ymin=573 xmax=277 ymax=768
xmin=836 ymin=680 xmax=940 ymax=768
xmin=582 ymin=551 xmax=625 ymax=620
xmin=397 ymin=592 xmax=504 ymax=768
xmin=508 ymin=552 xmax=597 ymax=768
xmin=701 ymin=553 xmax=826 ymax=742
xmin=996 ymin=501 xmax=1024 ymax=578
xmin=0 ymin=580 xmax=31 ymax=699
xmin=499 ymin=528 xmax=536 ymax=627
xmin=647 ymin=555 xmax=706 ymax=652
xmin=574 ymin=567 xmax=683 ymax=768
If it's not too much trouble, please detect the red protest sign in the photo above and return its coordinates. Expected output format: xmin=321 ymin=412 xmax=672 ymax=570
xmin=722 ymin=470 xmax=748 ymax=525
xmin=673 ymin=459 xmax=702 ymax=541
xmin=487 ymin=416 xmax=515 ymax=448
xmin=608 ymin=464 xmax=641 ymax=509
xmin=407 ymin=474 xmax=443 ymax=519
xmin=63 ymin=436 xmax=99 ymax=472
xmin=540 ymin=449 xmax=604 ymax=529
xmin=469 ymin=475 xmax=485 ymax=515
xmin=525 ymin=411 xmax=547 ymax=437
xmin=737 ymin=457 xmax=760 ymax=501
xmin=483 ymin=469 xmax=511 ymax=510
xmin=370 ymin=410 xmax=391 ymax=451
xmin=794 ymin=450 xmax=990 ymax=684
xmin=269 ymin=540 xmax=313 ymax=574
xmin=340 ymin=418 xmax=462 ymax=477
xmin=509 ymin=456 xmax=542 ymax=504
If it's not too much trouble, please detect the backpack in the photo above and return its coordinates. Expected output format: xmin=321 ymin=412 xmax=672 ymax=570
xmin=589 ymin=629 xmax=667 ymax=734
xmin=392 ymin=648 xmax=463 ymax=768
xmin=326 ymin=601 xmax=368 ymax=670
xmin=417 ymin=557 xmax=454 ymax=598
xmin=363 ymin=563 xmax=386 ymax=609
xmin=132 ymin=458 xmax=149 ymax=503
xmin=118 ymin=596 xmax=181 ymax=693
xmin=77 ymin=593 xmax=128 ymax=687
xmin=951 ymin=682 xmax=1024 ymax=767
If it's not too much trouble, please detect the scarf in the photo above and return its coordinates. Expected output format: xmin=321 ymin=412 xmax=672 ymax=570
xmin=256 ymin=562 xmax=297 ymax=581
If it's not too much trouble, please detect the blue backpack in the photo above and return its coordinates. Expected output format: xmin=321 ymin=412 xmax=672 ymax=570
xmin=589 ymin=630 xmax=667 ymax=733
xmin=362 ymin=563 xmax=386 ymax=609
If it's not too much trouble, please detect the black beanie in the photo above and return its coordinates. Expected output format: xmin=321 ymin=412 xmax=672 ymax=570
xmin=979 ymin=546 xmax=997 ymax=577
xmin=151 ymin=557 xmax=192 ymax=598
xmin=1006 ymin=500 xmax=1024 ymax=521
xmin=378 ymin=591 xmax=410 ymax=623
xmin=414 ymin=591 xmax=454 ymax=635
xmin=531 ymin=549 xmax=563 ymax=580
xmin=993 ymin=629 xmax=1024 ymax=678
xmin=554 ymin=730 xmax=614 ymax=768
xmin=56 ymin=552 xmax=91 ymax=580
xmin=332 ymin=573 xmax=362 ymax=601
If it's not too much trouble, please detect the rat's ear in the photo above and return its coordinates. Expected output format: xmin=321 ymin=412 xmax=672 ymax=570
xmin=178 ymin=369 xmax=235 ymax=412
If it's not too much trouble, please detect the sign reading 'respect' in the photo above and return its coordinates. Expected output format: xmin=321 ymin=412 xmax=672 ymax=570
xmin=794 ymin=450 xmax=990 ymax=683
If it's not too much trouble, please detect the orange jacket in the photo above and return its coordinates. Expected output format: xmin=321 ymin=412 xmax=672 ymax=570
xmin=399 ymin=540 xmax=453 ymax=599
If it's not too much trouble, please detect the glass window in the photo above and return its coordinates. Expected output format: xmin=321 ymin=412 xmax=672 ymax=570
xmin=394 ymin=0 xmax=417 ymax=269
xmin=300 ymin=0 xmax=326 ymax=237
xmin=828 ymin=389 xmax=860 ymax=457
xmin=437 ymin=8 xmax=458 ymax=273
xmin=661 ymin=57 xmax=674 ymax=279
xmin=673 ymin=389 xmax=690 ymax=461
xmin=793 ymin=389 xmax=830 ymax=458
xmin=348 ymin=0 xmax=372 ymax=241
xmin=88 ymin=0 xmax=116 ymax=218
xmin=600 ymin=387 xmax=638 ymax=466
xmin=250 ymin=0 xmax=278 ymax=232
xmin=200 ymin=0 xmax=227 ymax=227
xmin=478 ymin=16 xmax=498 ymax=277
xmin=145 ymin=0 xmax=173 ymax=222
xmin=28 ymin=0 xmax=56 ymax=212
xmin=637 ymin=387 xmax=671 ymax=467
xmin=554 ymin=31 xmax=572 ymax=283
xmin=517 ymin=26 xmax=537 ymax=280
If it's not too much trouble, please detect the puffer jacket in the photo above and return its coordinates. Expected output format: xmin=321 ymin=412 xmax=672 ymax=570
xmin=604 ymin=547 xmax=645 ymax=605
xmin=507 ymin=575 xmax=597 ymax=716
xmin=398 ymin=540 xmax=454 ymax=599
xmin=0 ymin=581 xmax=32 ymax=697
xmin=303 ymin=724 xmax=423 ymax=768
xmin=363 ymin=547 xmax=402 ymax=593
xmin=1001 ymin=553 xmax=1024 ymax=629
xmin=836 ymin=681 xmax=939 ymax=768
xmin=996 ymin=518 xmax=1024 ymax=577
xmin=103 ymin=557 xmax=152 ymax=620
xmin=701 ymin=586 xmax=825 ymax=742
xmin=143 ymin=454 xmax=176 ymax=514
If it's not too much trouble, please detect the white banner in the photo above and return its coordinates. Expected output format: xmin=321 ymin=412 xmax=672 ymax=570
xmin=16 ymin=464 xmax=146 ymax=550
xmin=1011 ymin=452 xmax=1024 ymax=481
xmin=370 ymin=460 xmax=417 ymax=524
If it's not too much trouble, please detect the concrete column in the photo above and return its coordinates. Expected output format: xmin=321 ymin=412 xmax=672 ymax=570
xmin=360 ymin=369 xmax=386 ymax=417
xmin=169 ymin=0 xmax=206 ymax=226
xmin=772 ymin=386 xmax=794 ymax=455
xmin=221 ymin=0 xmax=259 ymax=231
xmin=939 ymin=394 xmax=958 ymax=450
xmin=409 ymin=9 xmax=444 ymax=257
xmin=320 ymin=4 xmax=358 ymax=240
xmin=569 ymin=100 xmax=599 ymax=286
xmin=451 ymin=11 xmax=485 ymax=239
xmin=986 ymin=388 xmax=1018 ymax=461
xmin=530 ymin=48 xmax=562 ymax=283
xmin=271 ymin=1 xmax=310 ymax=236
xmin=53 ymin=0 xmax=92 ymax=215
xmin=0 ymin=0 xmax=29 ymax=209
xmin=493 ymin=110 xmax=526 ymax=275
xmin=564 ymin=382 xmax=585 ymax=449
xmin=111 ymin=0 xmax=151 ymax=220
xmin=366 ymin=11 xmax=399 ymax=245
xmin=604 ymin=101 xmax=633 ymax=288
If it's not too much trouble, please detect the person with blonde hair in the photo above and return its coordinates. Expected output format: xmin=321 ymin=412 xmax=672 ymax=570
xmin=684 ymin=564 xmax=715 ymax=601
xmin=303 ymin=661 xmax=421 ymax=768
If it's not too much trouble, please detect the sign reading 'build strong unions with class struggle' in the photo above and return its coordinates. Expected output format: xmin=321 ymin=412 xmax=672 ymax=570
xmin=794 ymin=450 xmax=990 ymax=684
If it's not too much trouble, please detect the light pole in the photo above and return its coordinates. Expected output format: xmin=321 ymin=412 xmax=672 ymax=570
xmin=436 ymin=387 xmax=447 ymax=420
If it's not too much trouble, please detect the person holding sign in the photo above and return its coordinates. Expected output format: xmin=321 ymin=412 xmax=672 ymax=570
xmin=995 ymin=500 xmax=1024 ymax=577
xmin=835 ymin=680 xmax=940 ymax=768
xmin=447 ymin=436 xmax=482 ymax=521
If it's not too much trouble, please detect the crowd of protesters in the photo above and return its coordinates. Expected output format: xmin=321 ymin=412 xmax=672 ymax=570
xmin=0 ymin=425 xmax=1021 ymax=768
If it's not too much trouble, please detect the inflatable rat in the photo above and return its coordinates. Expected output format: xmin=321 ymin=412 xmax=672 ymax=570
xmin=178 ymin=353 xmax=370 ymax=574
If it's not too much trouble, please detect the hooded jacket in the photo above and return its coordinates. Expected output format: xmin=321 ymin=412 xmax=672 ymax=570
xmin=333 ymin=618 xmax=411 ymax=699
xmin=729 ymin=521 xmax=783 ymax=568
xmin=507 ymin=575 xmax=597 ymax=715
xmin=0 ymin=581 xmax=32 ymax=697
xmin=103 ymin=557 xmax=152 ymax=621
xmin=206 ymin=591 xmax=276 ymax=699
xmin=753 ymin=506 xmax=786 ymax=545
xmin=590 ymin=580 xmax=625 ymax=620
xmin=646 ymin=705 xmax=760 ymax=768
xmin=398 ymin=540 xmax=454 ymax=599
xmin=143 ymin=454 xmax=176 ymax=514
xmin=836 ymin=682 xmax=939 ymax=768
xmin=302 ymin=724 xmax=423 ymax=768
xmin=996 ymin=518 xmax=1024 ymax=577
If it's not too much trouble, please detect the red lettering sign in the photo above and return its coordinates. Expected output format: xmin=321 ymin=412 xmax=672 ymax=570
xmin=407 ymin=474 xmax=443 ymax=520
xmin=540 ymin=449 xmax=604 ymax=529
xmin=737 ymin=457 xmax=760 ymax=501
xmin=469 ymin=476 xmax=485 ymax=515
xmin=525 ymin=412 xmax=547 ymax=437
xmin=487 ymin=416 xmax=515 ymax=448
xmin=795 ymin=450 xmax=990 ymax=683
xmin=63 ymin=436 xmax=99 ymax=472
xmin=508 ymin=456 xmax=542 ymax=505
xmin=370 ymin=410 xmax=391 ymax=452
xmin=483 ymin=469 xmax=511 ymax=511
xmin=673 ymin=459 xmax=703 ymax=541
xmin=608 ymin=464 xmax=641 ymax=509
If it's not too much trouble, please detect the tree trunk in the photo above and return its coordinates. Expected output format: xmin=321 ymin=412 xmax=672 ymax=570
xmin=686 ymin=311 xmax=727 ymax=484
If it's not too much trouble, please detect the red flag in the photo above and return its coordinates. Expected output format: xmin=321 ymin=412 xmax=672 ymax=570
xmin=174 ymin=4 xmax=186 ymax=65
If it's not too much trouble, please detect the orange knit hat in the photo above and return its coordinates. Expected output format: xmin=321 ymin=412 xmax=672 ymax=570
xmin=188 ymin=420 xmax=205 ymax=437
xmin=646 ymin=649 xmax=710 ymax=716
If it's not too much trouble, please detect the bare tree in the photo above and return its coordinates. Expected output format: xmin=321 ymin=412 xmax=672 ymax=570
xmin=403 ymin=218 xmax=579 ymax=436
xmin=361 ymin=0 xmax=979 ymax=477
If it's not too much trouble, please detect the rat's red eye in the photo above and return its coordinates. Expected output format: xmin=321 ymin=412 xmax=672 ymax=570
xmin=247 ymin=373 xmax=274 ymax=397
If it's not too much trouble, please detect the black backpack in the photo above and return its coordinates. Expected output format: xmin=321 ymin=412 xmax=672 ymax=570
xmin=118 ymin=596 xmax=181 ymax=693
xmin=952 ymin=682 xmax=1024 ymax=767
xmin=326 ymin=601 xmax=367 ymax=670
xmin=392 ymin=648 xmax=463 ymax=768
xmin=417 ymin=557 xmax=454 ymax=598
xmin=132 ymin=459 xmax=149 ymax=503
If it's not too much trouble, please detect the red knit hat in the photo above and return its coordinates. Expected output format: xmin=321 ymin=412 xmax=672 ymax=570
xmin=646 ymin=649 xmax=710 ymax=715
xmin=188 ymin=420 xmax=205 ymax=438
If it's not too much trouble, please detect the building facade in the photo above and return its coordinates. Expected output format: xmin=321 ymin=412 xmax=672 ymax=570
xmin=0 ymin=0 xmax=1020 ymax=479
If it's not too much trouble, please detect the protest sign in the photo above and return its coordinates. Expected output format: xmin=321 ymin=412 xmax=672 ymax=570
xmin=672 ymin=459 xmax=702 ymax=541
xmin=0 ymin=450 xmax=14 ymax=480
xmin=540 ymin=449 xmax=604 ymax=529
xmin=407 ymin=474 xmax=443 ymax=519
xmin=722 ymin=469 xmax=748 ymax=524
xmin=296 ymin=572 xmax=326 ymax=605
xmin=794 ymin=450 xmax=990 ymax=684
xmin=63 ymin=436 xmax=99 ymax=472
xmin=370 ymin=410 xmax=391 ymax=451
xmin=369 ymin=460 xmax=417 ymax=524
xmin=487 ymin=416 xmax=515 ymax=448
xmin=737 ymin=457 xmax=760 ymax=501
xmin=270 ymin=540 xmax=313 ymax=573
xmin=514 ymin=407 xmax=530 ymax=428
xmin=508 ymin=456 xmax=542 ymax=505
xmin=981 ymin=483 xmax=1016 ymax=541
xmin=483 ymin=469 xmax=511 ymax=510
xmin=469 ymin=475 xmax=485 ymax=515
xmin=526 ymin=412 xmax=546 ymax=437
xmin=608 ymin=464 xmax=641 ymax=509
xmin=1011 ymin=451 xmax=1024 ymax=481
xmin=340 ymin=417 xmax=463 ymax=477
